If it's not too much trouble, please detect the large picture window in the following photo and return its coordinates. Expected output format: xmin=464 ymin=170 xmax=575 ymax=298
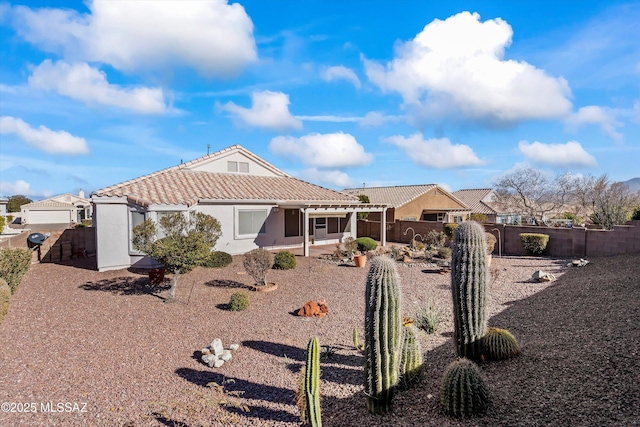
xmin=129 ymin=210 xmax=145 ymax=253
xmin=237 ymin=209 xmax=266 ymax=237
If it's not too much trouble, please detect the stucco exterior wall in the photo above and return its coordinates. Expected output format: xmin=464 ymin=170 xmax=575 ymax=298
xmin=395 ymin=188 xmax=466 ymax=220
xmin=93 ymin=197 xmax=136 ymax=272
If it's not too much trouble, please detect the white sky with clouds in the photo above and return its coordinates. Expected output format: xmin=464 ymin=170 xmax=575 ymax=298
xmin=0 ymin=0 xmax=639 ymax=198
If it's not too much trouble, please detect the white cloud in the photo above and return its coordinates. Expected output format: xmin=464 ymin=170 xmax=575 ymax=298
xmin=384 ymin=133 xmax=483 ymax=169
xmin=11 ymin=0 xmax=256 ymax=77
xmin=295 ymin=115 xmax=361 ymax=123
xmin=321 ymin=65 xmax=361 ymax=88
xmin=0 ymin=180 xmax=53 ymax=198
xmin=299 ymin=168 xmax=353 ymax=188
xmin=0 ymin=116 xmax=89 ymax=155
xmin=270 ymin=132 xmax=373 ymax=168
xmin=565 ymin=106 xmax=623 ymax=143
xmin=359 ymin=111 xmax=402 ymax=127
xmin=518 ymin=140 xmax=597 ymax=167
xmin=221 ymin=91 xmax=302 ymax=131
xmin=634 ymin=101 xmax=640 ymax=123
xmin=363 ymin=11 xmax=572 ymax=126
xmin=28 ymin=60 xmax=167 ymax=114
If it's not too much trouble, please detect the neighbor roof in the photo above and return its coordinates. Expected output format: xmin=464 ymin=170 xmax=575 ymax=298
xmin=22 ymin=200 xmax=74 ymax=209
xmin=94 ymin=145 xmax=359 ymax=207
xmin=452 ymin=189 xmax=497 ymax=215
xmin=342 ymin=184 xmax=440 ymax=209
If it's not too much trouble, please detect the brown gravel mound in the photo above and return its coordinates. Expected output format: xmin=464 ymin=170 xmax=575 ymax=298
xmin=0 ymin=253 xmax=638 ymax=426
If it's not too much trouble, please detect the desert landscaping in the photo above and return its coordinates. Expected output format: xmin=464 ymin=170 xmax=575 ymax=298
xmin=1 ymin=248 xmax=638 ymax=426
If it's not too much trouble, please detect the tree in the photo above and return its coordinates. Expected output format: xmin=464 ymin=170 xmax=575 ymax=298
xmin=493 ymin=166 xmax=572 ymax=225
xmin=357 ymin=194 xmax=370 ymax=220
xmin=569 ymin=174 xmax=640 ymax=229
xmin=132 ymin=212 xmax=222 ymax=301
xmin=7 ymin=195 xmax=32 ymax=213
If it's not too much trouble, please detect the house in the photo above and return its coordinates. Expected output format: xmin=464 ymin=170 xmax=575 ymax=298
xmin=342 ymin=184 xmax=469 ymax=223
xmin=452 ymin=188 xmax=521 ymax=224
xmin=91 ymin=145 xmax=387 ymax=272
xmin=0 ymin=197 xmax=7 ymax=216
xmin=20 ymin=191 xmax=92 ymax=225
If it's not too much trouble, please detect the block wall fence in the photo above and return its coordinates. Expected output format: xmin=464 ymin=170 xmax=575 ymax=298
xmin=358 ymin=220 xmax=640 ymax=258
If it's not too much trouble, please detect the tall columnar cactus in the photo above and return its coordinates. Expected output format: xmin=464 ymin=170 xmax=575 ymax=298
xmin=398 ymin=319 xmax=423 ymax=389
xmin=297 ymin=336 xmax=322 ymax=426
xmin=364 ymin=256 xmax=402 ymax=414
xmin=440 ymin=358 xmax=489 ymax=417
xmin=451 ymin=221 xmax=489 ymax=361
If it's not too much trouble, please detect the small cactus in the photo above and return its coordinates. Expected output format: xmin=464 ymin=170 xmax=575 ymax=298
xmin=440 ymin=358 xmax=489 ymax=417
xmin=480 ymin=327 xmax=520 ymax=361
xmin=364 ymin=256 xmax=402 ymax=414
xmin=398 ymin=318 xmax=423 ymax=389
xmin=451 ymin=221 xmax=489 ymax=361
xmin=297 ymin=336 xmax=322 ymax=426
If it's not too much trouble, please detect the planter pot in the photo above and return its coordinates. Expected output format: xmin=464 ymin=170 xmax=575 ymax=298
xmin=148 ymin=268 xmax=166 ymax=286
xmin=354 ymin=254 xmax=367 ymax=268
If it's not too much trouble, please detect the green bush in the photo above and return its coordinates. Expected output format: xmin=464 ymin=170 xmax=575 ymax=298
xmin=424 ymin=230 xmax=446 ymax=249
xmin=229 ymin=291 xmax=249 ymax=311
xmin=0 ymin=279 xmax=11 ymax=324
xmin=0 ymin=216 xmax=5 ymax=230
xmin=519 ymin=233 xmax=549 ymax=255
xmin=205 ymin=251 xmax=233 ymax=268
xmin=444 ymin=223 xmax=458 ymax=238
xmin=632 ymin=206 xmax=640 ymax=221
xmin=436 ymin=247 xmax=451 ymax=259
xmin=273 ymin=250 xmax=296 ymax=270
xmin=0 ymin=248 xmax=32 ymax=294
xmin=414 ymin=300 xmax=439 ymax=334
xmin=355 ymin=237 xmax=377 ymax=253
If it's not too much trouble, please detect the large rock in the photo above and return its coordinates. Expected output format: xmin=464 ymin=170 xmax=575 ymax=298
xmin=214 ymin=359 xmax=224 ymax=368
xmin=297 ymin=299 xmax=329 ymax=317
xmin=220 ymin=350 xmax=232 ymax=362
xmin=210 ymin=338 xmax=224 ymax=356
xmin=202 ymin=354 xmax=217 ymax=367
xmin=532 ymin=270 xmax=556 ymax=282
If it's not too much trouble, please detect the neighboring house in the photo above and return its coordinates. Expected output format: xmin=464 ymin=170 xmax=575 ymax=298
xmin=452 ymin=188 xmax=521 ymax=224
xmin=343 ymin=184 xmax=469 ymax=223
xmin=92 ymin=145 xmax=387 ymax=272
xmin=0 ymin=197 xmax=7 ymax=216
xmin=20 ymin=191 xmax=92 ymax=225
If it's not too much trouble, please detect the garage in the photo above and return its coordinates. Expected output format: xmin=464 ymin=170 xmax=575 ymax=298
xmin=21 ymin=201 xmax=75 ymax=225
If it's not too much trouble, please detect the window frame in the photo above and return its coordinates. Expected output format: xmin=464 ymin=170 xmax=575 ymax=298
xmin=235 ymin=208 xmax=267 ymax=239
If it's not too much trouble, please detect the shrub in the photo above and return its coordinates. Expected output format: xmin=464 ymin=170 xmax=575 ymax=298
xmin=0 ymin=279 xmax=11 ymax=324
xmin=7 ymin=215 xmax=14 ymax=224
xmin=424 ymin=230 xmax=446 ymax=249
xmin=415 ymin=300 xmax=440 ymax=334
xmin=0 ymin=216 xmax=5 ymax=230
xmin=469 ymin=213 xmax=488 ymax=223
xmin=485 ymin=232 xmax=497 ymax=254
xmin=205 ymin=251 xmax=233 ymax=268
xmin=74 ymin=222 xmax=87 ymax=228
xmin=632 ymin=206 xmax=640 ymax=221
xmin=343 ymin=237 xmax=358 ymax=259
xmin=519 ymin=233 xmax=549 ymax=255
xmin=444 ymin=223 xmax=458 ymax=238
xmin=355 ymin=237 xmax=377 ymax=253
xmin=243 ymin=249 xmax=273 ymax=287
xmin=0 ymin=248 xmax=32 ymax=294
xmin=436 ymin=247 xmax=451 ymax=259
xmin=229 ymin=291 xmax=249 ymax=311
xmin=273 ymin=251 xmax=296 ymax=270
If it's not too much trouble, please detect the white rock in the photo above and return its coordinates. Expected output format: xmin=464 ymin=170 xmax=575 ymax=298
xmin=229 ymin=343 xmax=240 ymax=351
xmin=201 ymin=347 xmax=211 ymax=355
xmin=221 ymin=350 xmax=232 ymax=361
xmin=202 ymin=354 xmax=217 ymax=366
xmin=532 ymin=270 xmax=555 ymax=282
xmin=211 ymin=339 xmax=224 ymax=356
xmin=214 ymin=359 xmax=224 ymax=368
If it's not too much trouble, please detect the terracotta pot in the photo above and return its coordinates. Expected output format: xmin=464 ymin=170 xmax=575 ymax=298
xmin=148 ymin=268 xmax=166 ymax=286
xmin=252 ymin=283 xmax=278 ymax=292
xmin=354 ymin=254 xmax=367 ymax=268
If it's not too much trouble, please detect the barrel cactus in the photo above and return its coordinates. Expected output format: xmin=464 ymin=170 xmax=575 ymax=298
xmin=398 ymin=318 xmax=423 ymax=389
xmin=440 ymin=358 xmax=489 ymax=417
xmin=297 ymin=336 xmax=322 ymax=426
xmin=451 ymin=221 xmax=488 ymax=361
xmin=480 ymin=327 xmax=520 ymax=361
xmin=364 ymin=256 xmax=402 ymax=414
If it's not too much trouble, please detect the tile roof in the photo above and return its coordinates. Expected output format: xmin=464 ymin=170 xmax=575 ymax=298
xmin=94 ymin=146 xmax=359 ymax=207
xmin=22 ymin=200 xmax=75 ymax=209
xmin=452 ymin=189 xmax=497 ymax=215
xmin=342 ymin=184 xmax=438 ymax=208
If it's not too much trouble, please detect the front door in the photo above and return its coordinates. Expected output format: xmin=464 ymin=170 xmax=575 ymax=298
xmin=314 ymin=218 xmax=327 ymax=240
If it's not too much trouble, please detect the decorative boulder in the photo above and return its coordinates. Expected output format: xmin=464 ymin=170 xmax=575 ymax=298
xmin=297 ymin=299 xmax=329 ymax=317
xmin=532 ymin=270 xmax=556 ymax=282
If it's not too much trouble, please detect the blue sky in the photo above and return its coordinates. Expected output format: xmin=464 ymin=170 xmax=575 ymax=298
xmin=0 ymin=0 xmax=639 ymax=200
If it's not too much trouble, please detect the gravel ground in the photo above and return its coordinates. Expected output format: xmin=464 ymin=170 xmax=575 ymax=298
xmin=0 ymin=252 xmax=638 ymax=426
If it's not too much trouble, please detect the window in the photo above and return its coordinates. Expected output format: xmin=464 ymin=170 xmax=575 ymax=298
xmin=228 ymin=161 xmax=250 ymax=173
xmin=129 ymin=210 xmax=145 ymax=252
xmin=156 ymin=211 xmax=182 ymax=238
xmin=238 ymin=209 xmax=266 ymax=237
xmin=453 ymin=215 xmax=463 ymax=223
xmin=328 ymin=217 xmax=339 ymax=234
xmin=284 ymin=209 xmax=301 ymax=237
xmin=340 ymin=213 xmax=351 ymax=232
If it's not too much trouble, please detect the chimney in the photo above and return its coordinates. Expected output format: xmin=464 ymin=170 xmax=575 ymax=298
xmin=79 ymin=189 xmax=85 ymax=199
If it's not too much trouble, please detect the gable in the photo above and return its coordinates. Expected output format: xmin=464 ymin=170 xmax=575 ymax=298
xmin=186 ymin=146 xmax=286 ymax=177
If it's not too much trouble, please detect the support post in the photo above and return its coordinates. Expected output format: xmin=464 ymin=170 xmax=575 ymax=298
xmin=302 ymin=208 xmax=310 ymax=257
xmin=381 ymin=207 xmax=387 ymax=247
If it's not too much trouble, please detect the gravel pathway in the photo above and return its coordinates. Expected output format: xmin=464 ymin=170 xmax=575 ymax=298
xmin=0 ymin=252 xmax=637 ymax=426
